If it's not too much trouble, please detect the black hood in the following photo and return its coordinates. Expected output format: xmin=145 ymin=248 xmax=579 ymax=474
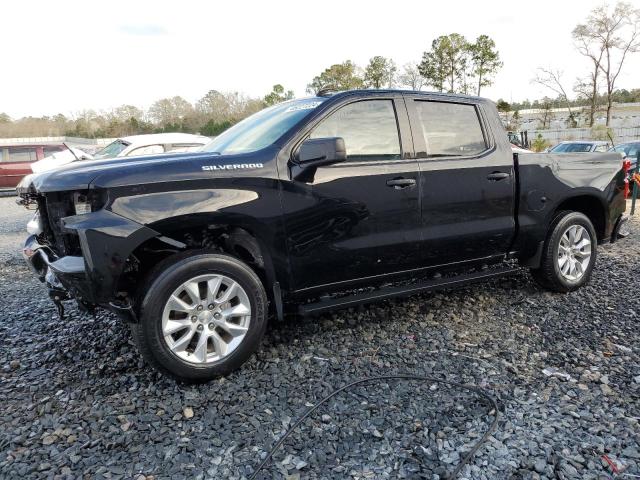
xmin=16 ymin=151 xmax=230 ymax=194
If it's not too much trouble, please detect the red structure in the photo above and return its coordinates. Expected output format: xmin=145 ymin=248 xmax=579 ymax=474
xmin=0 ymin=144 xmax=65 ymax=188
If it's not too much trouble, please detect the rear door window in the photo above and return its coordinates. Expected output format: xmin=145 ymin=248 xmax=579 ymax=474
xmin=414 ymin=101 xmax=487 ymax=157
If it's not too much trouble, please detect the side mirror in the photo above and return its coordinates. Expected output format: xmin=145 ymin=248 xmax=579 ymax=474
xmin=298 ymin=137 xmax=346 ymax=166
xmin=292 ymin=137 xmax=346 ymax=182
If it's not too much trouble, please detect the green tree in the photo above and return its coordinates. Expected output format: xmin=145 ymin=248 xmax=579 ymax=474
xmin=419 ymin=34 xmax=470 ymax=93
xmin=363 ymin=56 xmax=397 ymax=88
xmin=263 ymin=84 xmax=295 ymax=106
xmin=0 ymin=113 xmax=10 ymax=123
xmin=307 ymin=61 xmax=364 ymax=94
xmin=469 ymin=35 xmax=502 ymax=96
xmin=531 ymin=133 xmax=551 ymax=152
xmin=496 ymin=99 xmax=511 ymax=113
xmin=201 ymin=119 xmax=234 ymax=136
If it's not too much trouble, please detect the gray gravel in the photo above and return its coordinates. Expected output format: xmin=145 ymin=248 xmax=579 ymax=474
xmin=0 ymin=196 xmax=639 ymax=479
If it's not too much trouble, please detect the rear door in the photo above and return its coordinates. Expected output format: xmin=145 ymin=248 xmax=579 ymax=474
xmin=405 ymin=95 xmax=515 ymax=266
xmin=280 ymin=96 xmax=422 ymax=291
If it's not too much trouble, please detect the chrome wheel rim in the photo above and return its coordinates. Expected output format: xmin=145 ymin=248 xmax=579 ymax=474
xmin=557 ymin=225 xmax=592 ymax=281
xmin=161 ymin=274 xmax=251 ymax=364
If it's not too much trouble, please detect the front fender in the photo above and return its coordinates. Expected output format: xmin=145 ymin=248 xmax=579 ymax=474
xmin=62 ymin=210 xmax=160 ymax=303
xmin=106 ymin=186 xmax=291 ymax=291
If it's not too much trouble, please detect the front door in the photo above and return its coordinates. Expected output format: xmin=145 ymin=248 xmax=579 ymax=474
xmin=406 ymin=96 xmax=516 ymax=266
xmin=279 ymin=97 xmax=422 ymax=291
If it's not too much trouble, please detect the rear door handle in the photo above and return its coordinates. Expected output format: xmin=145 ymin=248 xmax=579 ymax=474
xmin=386 ymin=178 xmax=416 ymax=189
xmin=487 ymin=172 xmax=510 ymax=181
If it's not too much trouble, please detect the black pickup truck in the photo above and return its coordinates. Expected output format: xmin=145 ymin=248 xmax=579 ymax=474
xmin=17 ymin=90 xmax=629 ymax=382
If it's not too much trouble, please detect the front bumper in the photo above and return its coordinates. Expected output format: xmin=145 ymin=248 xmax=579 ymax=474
xmin=23 ymin=234 xmax=91 ymax=302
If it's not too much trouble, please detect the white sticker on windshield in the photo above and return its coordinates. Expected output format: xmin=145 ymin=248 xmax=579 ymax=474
xmin=285 ymin=101 xmax=322 ymax=113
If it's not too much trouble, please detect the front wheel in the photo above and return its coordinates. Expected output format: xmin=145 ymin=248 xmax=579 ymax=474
xmin=531 ymin=211 xmax=597 ymax=292
xmin=131 ymin=252 xmax=268 ymax=382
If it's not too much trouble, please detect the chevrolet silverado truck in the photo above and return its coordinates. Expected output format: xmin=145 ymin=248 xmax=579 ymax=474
xmin=17 ymin=90 xmax=629 ymax=382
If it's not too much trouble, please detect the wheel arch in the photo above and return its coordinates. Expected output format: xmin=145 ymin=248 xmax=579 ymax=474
xmin=114 ymin=213 xmax=286 ymax=315
xmin=549 ymin=194 xmax=607 ymax=242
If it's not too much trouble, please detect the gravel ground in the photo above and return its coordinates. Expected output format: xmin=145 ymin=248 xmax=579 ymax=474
xmin=1 ymin=196 xmax=639 ymax=480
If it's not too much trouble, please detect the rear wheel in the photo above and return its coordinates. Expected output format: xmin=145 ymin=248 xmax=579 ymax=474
xmin=531 ymin=211 xmax=597 ymax=292
xmin=131 ymin=252 xmax=268 ymax=382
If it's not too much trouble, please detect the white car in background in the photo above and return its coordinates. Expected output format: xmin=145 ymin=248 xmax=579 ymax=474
xmin=547 ymin=140 xmax=611 ymax=153
xmin=31 ymin=133 xmax=210 ymax=173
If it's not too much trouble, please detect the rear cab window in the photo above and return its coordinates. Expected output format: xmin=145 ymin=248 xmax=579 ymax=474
xmin=412 ymin=100 xmax=488 ymax=158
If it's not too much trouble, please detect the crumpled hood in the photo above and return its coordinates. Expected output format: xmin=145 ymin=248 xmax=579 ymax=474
xmin=16 ymin=151 xmax=221 ymax=194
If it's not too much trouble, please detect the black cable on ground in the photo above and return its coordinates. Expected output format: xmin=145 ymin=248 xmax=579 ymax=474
xmin=249 ymin=374 xmax=500 ymax=480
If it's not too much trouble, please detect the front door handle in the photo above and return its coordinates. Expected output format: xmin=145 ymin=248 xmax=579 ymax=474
xmin=386 ymin=177 xmax=416 ymax=189
xmin=487 ymin=172 xmax=510 ymax=181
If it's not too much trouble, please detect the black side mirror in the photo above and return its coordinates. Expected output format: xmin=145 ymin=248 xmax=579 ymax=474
xmin=292 ymin=137 xmax=346 ymax=182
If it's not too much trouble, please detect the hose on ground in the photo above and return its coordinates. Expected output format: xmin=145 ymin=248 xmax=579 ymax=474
xmin=249 ymin=373 xmax=500 ymax=480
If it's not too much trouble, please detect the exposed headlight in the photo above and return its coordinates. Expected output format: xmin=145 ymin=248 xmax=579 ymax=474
xmin=73 ymin=192 xmax=92 ymax=215
xmin=26 ymin=213 xmax=43 ymax=235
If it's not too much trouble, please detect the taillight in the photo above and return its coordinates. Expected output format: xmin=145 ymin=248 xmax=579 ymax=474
xmin=623 ymin=159 xmax=631 ymax=198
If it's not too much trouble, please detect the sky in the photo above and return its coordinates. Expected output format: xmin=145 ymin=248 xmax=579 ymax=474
xmin=2 ymin=0 xmax=639 ymax=118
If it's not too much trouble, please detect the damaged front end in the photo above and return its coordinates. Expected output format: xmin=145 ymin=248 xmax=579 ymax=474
xmin=18 ymin=184 xmax=158 ymax=321
xmin=23 ymin=234 xmax=89 ymax=318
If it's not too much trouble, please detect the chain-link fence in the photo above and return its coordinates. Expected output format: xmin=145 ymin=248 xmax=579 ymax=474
xmin=523 ymin=126 xmax=640 ymax=146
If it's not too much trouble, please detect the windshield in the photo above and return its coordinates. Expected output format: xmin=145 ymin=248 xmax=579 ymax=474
xmin=612 ymin=143 xmax=640 ymax=158
xmin=94 ymin=140 xmax=130 ymax=159
xmin=201 ymin=99 xmax=325 ymax=155
xmin=549 ymin=142 xmax=593 ymax=153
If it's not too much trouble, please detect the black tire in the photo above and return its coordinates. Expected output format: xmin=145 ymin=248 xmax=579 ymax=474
xmin=131 ymin=251 xmax=268 ymax=383
xmin=531 ymin=211 xmax=597 ymax=292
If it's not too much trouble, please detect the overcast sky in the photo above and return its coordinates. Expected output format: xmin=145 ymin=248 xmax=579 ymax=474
xmin=2 ymin=0 xmax=639 ymax=118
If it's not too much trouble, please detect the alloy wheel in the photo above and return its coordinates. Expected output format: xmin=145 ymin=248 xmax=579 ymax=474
xmin=161 ymin=274 xmax=251 ymax=364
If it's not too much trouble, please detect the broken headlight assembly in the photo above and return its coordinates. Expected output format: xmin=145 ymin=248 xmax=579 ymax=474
xmin=72 ymin=190 xmax=107 ymax=215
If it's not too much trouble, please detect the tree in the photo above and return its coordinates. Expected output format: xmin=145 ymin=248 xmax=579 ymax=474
xmin=0 ymin=113 xmax=10 ymax=123
xmin=537 ymin=98 xmax=554 ymax=129
xmin=573 ymin=21 xmax=606 ymax=127
xmin=201 ymin=119 xmax=234 ymax=136
xmin=532 ymin=68 xmax=577 ymax=127
xmin=363 ymin=56 xmax=397 ymax=88
xmin=468 ymin=35 xmax=502 ymax=96
xmin=148 ymin=96 xmax=194 ymax=128
xmin=573 ymin=2 xmax=640 ymax=125
xmin=397 ymin=63 xmax=426 ymax=91
xmin=531 ymin=133 xmax=551 ymax=152
xmin=113 ymin=105 xmax=144 ymax=123
xmin=510 ymin=110 xmax=521 ymax=131
xmin=419 ymin=34 xmax=470 ymax=93
xmin=496 ymin=99 xmax=511 ymax=113
xmin=307 ymin=61 xmax=364 ymax=94
xmin=263 ymin=84 xmax=294 ymax=107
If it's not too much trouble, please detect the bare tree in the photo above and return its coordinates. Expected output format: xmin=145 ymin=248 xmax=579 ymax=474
xmin=574 ymin=2 xmax=640 ymax=126
xmin=573 ymin=23 xmax=606 ymax=127
xmin=532 ymin=68 xmax=577 ymax=127
xmin=537 ymin=98 xmax=554 ymax=130
xmin=397 ymin=63 xmax=426 ymax=91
